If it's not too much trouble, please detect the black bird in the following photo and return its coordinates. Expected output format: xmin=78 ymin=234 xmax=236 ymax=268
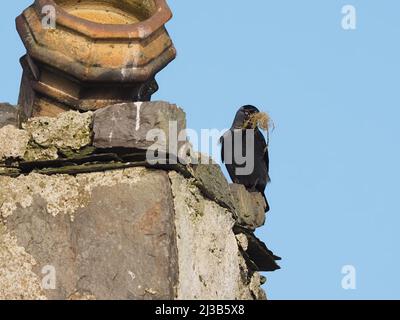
xmin=220 ymin=105 xmax=270 ymax=212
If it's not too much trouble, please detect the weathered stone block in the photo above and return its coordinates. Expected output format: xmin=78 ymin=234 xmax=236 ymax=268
xmin=0 ymin=168 xmax=178 ymax=300
xmin=168 ymin=171 xmax=266 ymax=300
xmin=169 ymin=171 xmax=239 ymax=299
xmin=0 ymin=125 xmax=30 ymax=161
xmin=187 ymin=160 xmax=236 ymax=215
xmin=93 ymin=102 xmax=186 ymax=155
xmin=0 ymin=103 xmax=17 ymax=128
xmin=0 ymin=111 xmax=93 ymax=163
xmin=23 ymin=111 xmax=93 ymax=161
xmin=230 ymin=184 xmax=267 ymax=230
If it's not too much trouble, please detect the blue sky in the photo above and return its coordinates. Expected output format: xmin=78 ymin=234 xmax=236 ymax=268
xmin=2 ymin=1 xmax=400 ymax=299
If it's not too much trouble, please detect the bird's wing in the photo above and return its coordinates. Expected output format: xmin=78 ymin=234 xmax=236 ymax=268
xmin=220 ymin=135 xmax=225 ymax=163
xmin=265 ymin=147 xmax=271 ymax=183
xmin=264 ymin=143 xmax=270 ymax=173
xmin=220 ymin=130 xmax=231 ymax=164
xmin=255 ymin=128 xmax=270 ymax=181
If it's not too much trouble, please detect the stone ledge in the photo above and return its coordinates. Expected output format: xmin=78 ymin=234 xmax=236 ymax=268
xmin=234 ymin=226 xmax=281 ymax=273
xmin=230 ymin=184 xmax=268 ymax=230
xmin=187 ymin=162 xmax=237 ymax=215
xmin=0 ymin=111 xmax=92 ymax=162
xmin=1 ymin=101 xmax=187 ymax=163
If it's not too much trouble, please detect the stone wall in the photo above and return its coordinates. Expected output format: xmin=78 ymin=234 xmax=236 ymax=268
xmin=0 ymin=103 xmax=17 ymax=128
xmin=0 ymin=102 xmax=279 ymax=300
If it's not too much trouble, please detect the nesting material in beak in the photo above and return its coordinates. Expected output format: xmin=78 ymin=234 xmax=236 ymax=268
xmin=244 ymin=112 xmax=274 ymax=131
xmin=244 ymin=112 xmax=274 ymax=146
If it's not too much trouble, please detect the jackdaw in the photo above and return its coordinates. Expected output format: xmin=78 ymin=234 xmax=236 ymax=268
xmin=220 ymin=105 xmax=271 ymax=212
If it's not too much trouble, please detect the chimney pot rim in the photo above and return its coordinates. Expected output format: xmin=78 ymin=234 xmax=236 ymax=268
xmin=34 ymin=0 xmax=173 ymax=40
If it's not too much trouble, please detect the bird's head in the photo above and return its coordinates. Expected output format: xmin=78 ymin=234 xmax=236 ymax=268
xmin=232 ymin=105 xmax=260 ymax=129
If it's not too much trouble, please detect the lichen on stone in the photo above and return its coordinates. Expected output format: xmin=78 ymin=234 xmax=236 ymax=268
xmin=0 ymin=167 xmax=146 ymax=221
xmin=24 ymin=145 xmax=59 ymax=161
xmin=0 ymin=224 xmax=47 ymax=300
xmin=235 ymin=233 xmax=249 ymax=252
xmin=23 ymin=111 xmax=93 ymax=161
xmin=169 ymin=171 xmax=267 ymax=300
xmin=68 ymin=292 xmax=96 ymax=300
xmin=0 ymin=125 xmax=30 ymax=160
xmin=169 ymin=171 xmax=241 ymax=300
xmin=0 ymin=111 xmax=93 ymax=162
xmin=237 ymin=253 xmax=267 ymax=300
